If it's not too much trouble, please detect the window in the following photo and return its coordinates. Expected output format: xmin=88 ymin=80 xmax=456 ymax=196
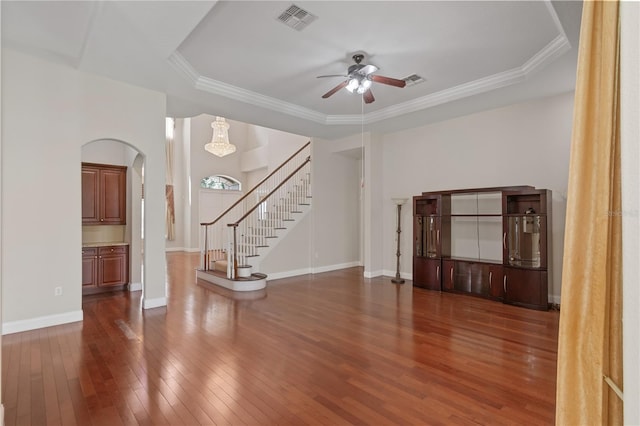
xmin=200 ymin=175 xmax=241 ymax=191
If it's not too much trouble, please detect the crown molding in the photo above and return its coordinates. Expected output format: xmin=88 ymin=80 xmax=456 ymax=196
xmin=168 ymin=52 xmax=326 ymax=124
xmin=169 ymin=1 xmax=571 ymax=128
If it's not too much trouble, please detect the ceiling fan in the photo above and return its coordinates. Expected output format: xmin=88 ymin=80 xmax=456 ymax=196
xmin=317 ymin=53 xmax=406 ymax=104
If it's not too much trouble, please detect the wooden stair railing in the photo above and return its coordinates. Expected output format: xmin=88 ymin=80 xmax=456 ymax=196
xmin=200 ymin=142 xmax=312 ymax=279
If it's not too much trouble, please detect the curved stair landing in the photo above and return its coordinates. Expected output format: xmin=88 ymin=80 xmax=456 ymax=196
xmin=196 ymin=269 xmax=267 ymax=292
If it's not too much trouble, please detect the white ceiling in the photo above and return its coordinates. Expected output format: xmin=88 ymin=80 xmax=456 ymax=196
xmin=1 ymin=1 xmax=583 ymax=139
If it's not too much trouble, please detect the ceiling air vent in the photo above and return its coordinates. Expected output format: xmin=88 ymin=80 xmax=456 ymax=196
xmin=403 ymin=74 xmax=426 ymax=87
xmin=276 ymin=4 xmax=318 ymax=31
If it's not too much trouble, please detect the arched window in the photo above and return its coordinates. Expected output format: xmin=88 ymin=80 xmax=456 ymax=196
xmin=200 ymin=175 xmax=241 ymax=191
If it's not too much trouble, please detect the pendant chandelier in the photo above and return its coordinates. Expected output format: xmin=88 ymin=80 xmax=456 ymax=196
xmin=205 ymin=116 xmax=236 ymax=157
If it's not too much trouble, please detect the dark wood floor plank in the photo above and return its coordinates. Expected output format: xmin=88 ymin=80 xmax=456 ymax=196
xmin=3 ymin=252 xmax=560 ymax=425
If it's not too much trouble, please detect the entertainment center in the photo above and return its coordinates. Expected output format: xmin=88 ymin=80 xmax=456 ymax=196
xmin=413 ymin=186 xmax=551 ymax=310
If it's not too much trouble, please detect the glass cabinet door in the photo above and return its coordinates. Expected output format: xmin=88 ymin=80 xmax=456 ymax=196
xmin=507 ymin=215 xmax=544 ymax=267
xmin=415 ymin=215 xmax=439 ymax=258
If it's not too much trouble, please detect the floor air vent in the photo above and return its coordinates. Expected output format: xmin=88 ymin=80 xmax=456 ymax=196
xmin=276 ymin=4 xmax=317 ymax=31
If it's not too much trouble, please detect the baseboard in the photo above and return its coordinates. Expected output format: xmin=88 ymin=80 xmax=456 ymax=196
xmin=2 ymin=310 xmax=83 ymax=335
xmin=266 ymin=262 xmax=361 ymax=281
xmin=549 ymin=294 xmax=561 ymax=305
xmin=142 ymin=296 xmax=167 ymax=309
xmin=364 ymin=269 xmax=384 ymax=278
xmin=267 ymin=268 xmax=311 ymax=280
xmin=129 ymin=282 xmax=143 ymax=292
xmin=165 ymin=246 xmax=185 ymax=252
xmin=1 ymin=403 xmax=4 ymax=426
xmin=312 ymin=261 xmax=361 ymax=274
xmin=382 ymin=269 xmax=412 ymax=280
xmin=166 ymin=247 xmax=200 ymax=253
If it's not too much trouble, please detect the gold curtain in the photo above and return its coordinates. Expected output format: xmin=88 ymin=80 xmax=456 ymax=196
xmin=166 ymin=131 xmax=176 ymax=241
xmin=556 ymin=1 xmax=622 ymax=424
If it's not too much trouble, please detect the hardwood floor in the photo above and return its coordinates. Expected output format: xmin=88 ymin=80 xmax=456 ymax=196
xmin=2 ymin=252 xmax=560 ymax=425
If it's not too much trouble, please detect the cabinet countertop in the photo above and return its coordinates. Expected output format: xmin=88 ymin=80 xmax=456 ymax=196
xmin=82 ymin=242 xmax=129 ymax=248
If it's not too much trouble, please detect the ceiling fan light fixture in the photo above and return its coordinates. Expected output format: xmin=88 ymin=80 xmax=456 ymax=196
xmin=346 ymin=78 xmax=360 ymax=93
xmin=357 ymin=78 xmax=372 ymax=94
xmin=204 ymin=117 xmax=236 ymax=157
xmin=345 ymin=76 xmax=372 ymax=94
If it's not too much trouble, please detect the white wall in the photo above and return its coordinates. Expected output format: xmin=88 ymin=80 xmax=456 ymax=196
xmin=381 ymin=92 xmax=574 ymax=303
xmin=166 ymin=118 xmax=186 ymax=251
xmin=184 ymin=115 xmax=248 ymax=250
xmin=1 ymin=48 xmax=167 ymax=332
xmin=171 ymin=116 xmax=309 ymax=252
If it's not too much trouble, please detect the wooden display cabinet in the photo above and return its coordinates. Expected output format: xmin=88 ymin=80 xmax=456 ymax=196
xmin=502 ymin=189 xmax=551 ymax=310
xmin=413 ymin=194 xmax=450 ymax=290
xmin=412 ymin=186 xmax=550 ymax=310
xmin=82 ymin=163 xmax=127 ymax=225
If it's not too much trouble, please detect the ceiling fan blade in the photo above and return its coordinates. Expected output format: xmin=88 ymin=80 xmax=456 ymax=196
xmin=317 ymin=74 xmax=349 ymax=78
xmin=322 ymin=80 xmax=349 ymax=98
xmin=371 ymin=74 xmax=407 ymax=88
xmin=363 ymin=89 xmax=375 ymax=104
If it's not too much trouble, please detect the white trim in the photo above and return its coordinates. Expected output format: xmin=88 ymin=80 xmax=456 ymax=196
xmin=312 ymin=261 xmax=360 ymax=274
xmin=549 ymin=294 xmax=561 ymax=305
xmin=195 ymin=75 xmax=327 ymax=124
xmin=142 ymin=296 xmax=167 ymax=310
xmin=266 ymin=267 xmax=312 ymax=281
xmin=2 ymin=310 xmax=83 ymax=335
xmin=196 ymin=270 xmax=267 ymax=291
xmin=381 ymin=269 xmax=412 ymax=281
xmin=166 ymin=247 xmax=200 ymax=253
xmin=266 ymin=262 xmax=362 ymax=281
xmin=364 ymin=269 xmax=384 ymax=278
xmin=169 ymin=24 xmax=570 ymax=127
xmin=0 ymin=404 xmax=4 ymax=426
xmin=165 ymin=246 xmax=187 ymax=252
xmin=129 ymin=282 xmax=143 ymax=292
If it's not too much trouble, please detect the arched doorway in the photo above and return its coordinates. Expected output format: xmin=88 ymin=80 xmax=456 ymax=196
xmin=81 ymin=139 xmax=146 ymax=299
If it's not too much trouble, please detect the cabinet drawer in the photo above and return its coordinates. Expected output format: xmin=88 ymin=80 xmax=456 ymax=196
xmin=98 ymin=245 xmax=128 ymax=255
xmin=82 ymin=247 xmax=97 ymax=256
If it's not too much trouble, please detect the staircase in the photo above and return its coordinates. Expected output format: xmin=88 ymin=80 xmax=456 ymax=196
xmin=196 ymin=142 xmax=311 ymax=291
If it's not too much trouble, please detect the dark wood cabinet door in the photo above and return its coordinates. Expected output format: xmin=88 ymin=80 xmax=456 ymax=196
xmin=81 ymin=167 xmax=100 ymax=224
xmin=486 ymin=264 xmax=504 ymax=300
xmin=503 ymin=267 xmax=548 ymax=310
xmin=442 ymin=260 xmax=454 ymax=291
xmin=413 ymin=257 xmax=441 ymax=291
xmin=82 ymin=163 xmax=127 ymax=225
xmin=81 ymin=248 xmax=98 ymax=287
xmin=98 ymin=246 xmax=129 ymax=287
xmin=100 ymin=168 xmax=126 ymax=224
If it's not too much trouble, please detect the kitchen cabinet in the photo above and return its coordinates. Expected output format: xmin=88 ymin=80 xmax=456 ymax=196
xmin=82 ymin=245 xmax=129 ymax=294
xmin=82 ymin=163 xmax=127 ymax=225
xmin=82 ymin=247 xmax=98 ymax=287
